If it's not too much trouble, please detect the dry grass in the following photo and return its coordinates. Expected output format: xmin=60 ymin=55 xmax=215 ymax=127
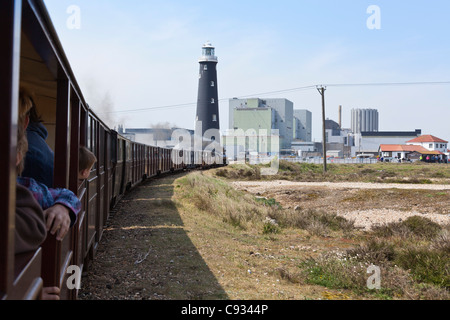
xmin=179 ymin=172 xmax=277 ymax=231
xmin=215 ymin=160 xmax=450 ymax=184
xmin=175 ymin=170 xmax=450 ymax=300
xmin=80 ymin=162 xmax=449 ymax=300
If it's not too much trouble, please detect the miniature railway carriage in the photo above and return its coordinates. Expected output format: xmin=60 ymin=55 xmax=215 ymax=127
xmin=0 ymin=0 xmax=224 ymax=300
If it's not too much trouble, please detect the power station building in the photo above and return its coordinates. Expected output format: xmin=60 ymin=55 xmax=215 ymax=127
xmin=227 ymin=98 xmax=294 ymax=151
xmin=351 ymin=108 xmax=379 ymax=133
xmin=293 ymin=109 xmax=312 ymax=142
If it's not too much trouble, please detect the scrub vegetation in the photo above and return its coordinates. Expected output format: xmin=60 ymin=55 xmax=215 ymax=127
xmin=80 ymin=162 xmax=449 ymax=300
xmin=174 ymin=169 xmax=449 ymax=299
xmin=215 ymin=160 xmax=450 ymax=184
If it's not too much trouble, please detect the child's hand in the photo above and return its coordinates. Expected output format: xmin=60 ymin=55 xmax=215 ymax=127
xmin=44 ymin=204 xmax=71 ymax=241
xmin=42 ymin=286 xmax=60 ymax=300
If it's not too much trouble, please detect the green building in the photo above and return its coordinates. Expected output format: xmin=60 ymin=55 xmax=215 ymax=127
xmin=223 ymin=98 xmax=288 ymax=160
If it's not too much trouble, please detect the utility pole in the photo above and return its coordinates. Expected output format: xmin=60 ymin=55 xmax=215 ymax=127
xmin=317 ymin=86 xmax=327 ymax=173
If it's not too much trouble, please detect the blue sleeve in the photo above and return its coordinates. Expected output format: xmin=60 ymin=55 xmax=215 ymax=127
xmin=49 ymin=188 xmax=81 ymax=226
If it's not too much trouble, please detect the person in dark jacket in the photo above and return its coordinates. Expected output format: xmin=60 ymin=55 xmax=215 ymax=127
xmin=15 ymin=184 xmax=47 ymax=255
xmin=22 ymin=104 xmax=54 ymax=188
xmin=17 ymin=88 xmax=61 ymax=300
xmin=15 ymin=88 xmax=47 ymax=255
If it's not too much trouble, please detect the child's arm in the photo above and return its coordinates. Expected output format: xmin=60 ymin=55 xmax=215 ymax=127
xmin=17 ymin=177 xmax=81 ymax=240
xmin=48 ymin=188 xmax=81 ymax=226
xmin=45 ymin=187 xmax=81 ymax=240
xmin=44 ymin=204 xmax=71 ymax=241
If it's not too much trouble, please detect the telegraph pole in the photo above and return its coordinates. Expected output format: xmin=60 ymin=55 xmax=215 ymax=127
xmin=317 ymin=86 xmax=327 ymax=173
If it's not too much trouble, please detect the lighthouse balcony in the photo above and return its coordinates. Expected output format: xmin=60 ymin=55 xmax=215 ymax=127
xmin=199 ymin=55 xmax=218 ymax=62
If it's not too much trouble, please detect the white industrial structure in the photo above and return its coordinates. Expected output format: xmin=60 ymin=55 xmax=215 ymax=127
xmin=351 ymin=108 xmax=379 ymax=133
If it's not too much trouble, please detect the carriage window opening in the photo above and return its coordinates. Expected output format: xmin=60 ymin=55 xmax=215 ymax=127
xmin=91 ymin=120 xmax=97 ymax=156
xmin=98 ymin=129 xmax=104 ymax=165
xmin=87 ymin=117 xmax=91 ymax=149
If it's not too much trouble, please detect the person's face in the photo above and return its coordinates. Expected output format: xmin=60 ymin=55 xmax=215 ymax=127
xmin=78 ymin=166 xmax=92 ymax=180
xmin=16 ymin=151 xmax=23 ymax=168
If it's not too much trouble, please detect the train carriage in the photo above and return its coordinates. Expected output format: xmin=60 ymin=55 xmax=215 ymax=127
xmin=1 ymin=0 xmax=83 ymax=299
xmin=1 ymin=0 xmax=225 ymax=300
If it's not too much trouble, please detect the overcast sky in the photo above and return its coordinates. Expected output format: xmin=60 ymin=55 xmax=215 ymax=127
xmin=43 ymin=0 xmax=450 ymax=142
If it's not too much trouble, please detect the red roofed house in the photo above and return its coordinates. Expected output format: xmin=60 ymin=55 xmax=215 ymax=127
xmin=378 ymin=135 xmax=448 ymax=162
xmin=406 ymin=135 xmax=448 ymax=154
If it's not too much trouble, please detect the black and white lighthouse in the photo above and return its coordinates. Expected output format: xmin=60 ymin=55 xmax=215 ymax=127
xmin=195 ymin=42 xmax=220 ymax=150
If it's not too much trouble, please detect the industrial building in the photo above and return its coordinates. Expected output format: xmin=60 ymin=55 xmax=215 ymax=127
xmin=118 ymin=126 xmax=194 ymax=148
xmin=227 ymin=98 xmax=294 ymax=151
xmin=351 ymin=108 xmax=379 ymax=133
xmin=324 ymin=119 xmax=354 ymax=158
xmin=354 ymin=129 xmax=422 ymax=156
xmin=293 ymin=109 xmax=312 ymax=142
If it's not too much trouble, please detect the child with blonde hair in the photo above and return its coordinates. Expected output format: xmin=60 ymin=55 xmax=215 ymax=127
xmin=78 ymin=146 xmax=97 ymax=180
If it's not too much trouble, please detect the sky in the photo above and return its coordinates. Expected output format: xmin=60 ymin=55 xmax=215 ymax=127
xmin=42 ymin=0 xmax=450 ymax=142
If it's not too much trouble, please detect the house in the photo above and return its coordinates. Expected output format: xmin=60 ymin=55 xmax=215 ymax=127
xmin=379 ymin=144 xmax=427 ymax=161
xmin=406 ymin=135 xmax=448 ymax=153
xmin=379 ymin=135 xmax=448 ymax=162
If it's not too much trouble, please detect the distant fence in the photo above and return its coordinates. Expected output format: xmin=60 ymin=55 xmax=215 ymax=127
xmin=280 ymin=157 xmax=379 ymax=164
xmin=228 ymin=157 xmax=379 ymax=165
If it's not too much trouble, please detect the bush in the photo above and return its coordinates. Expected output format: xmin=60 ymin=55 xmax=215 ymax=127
xmin=299 ymin=252 xmax=382 ymax=295
xmin=395 ymin=247 xmax=449 ymax=289
xmin=372 ymin=216 xmax=442 ymax=239
xmin=299 ymin=247 xmax=450 ymax=299
xmin=431 ymin=229 xmax=450 ymax=254
xmin=255 ymin=197 xmax=282 ymax=209
xmin=402 ymin=216 xmax=442 ymax=239
xmin=215 ymin=168 xmax=228 ymax=177
xmin=346 ymin=238 xmax=396 ymax=264
xmin=271 ymin=208 xmax=355 ymax=236
xmin=262 ymin=219 xmax=281 ymax=234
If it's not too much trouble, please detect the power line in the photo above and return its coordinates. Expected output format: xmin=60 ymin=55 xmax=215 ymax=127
xmin=234 ymin=85 xmax=318 ymax=98
xmin=324 ymin=81 xmax=450 ymax=87
xmin=99 ymin=81 xmax=450 ymax=114
xmin=100 ymin=102 xmax=197 ymax=114
xmin=98 ymin=85 xmax=318 ymax=114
